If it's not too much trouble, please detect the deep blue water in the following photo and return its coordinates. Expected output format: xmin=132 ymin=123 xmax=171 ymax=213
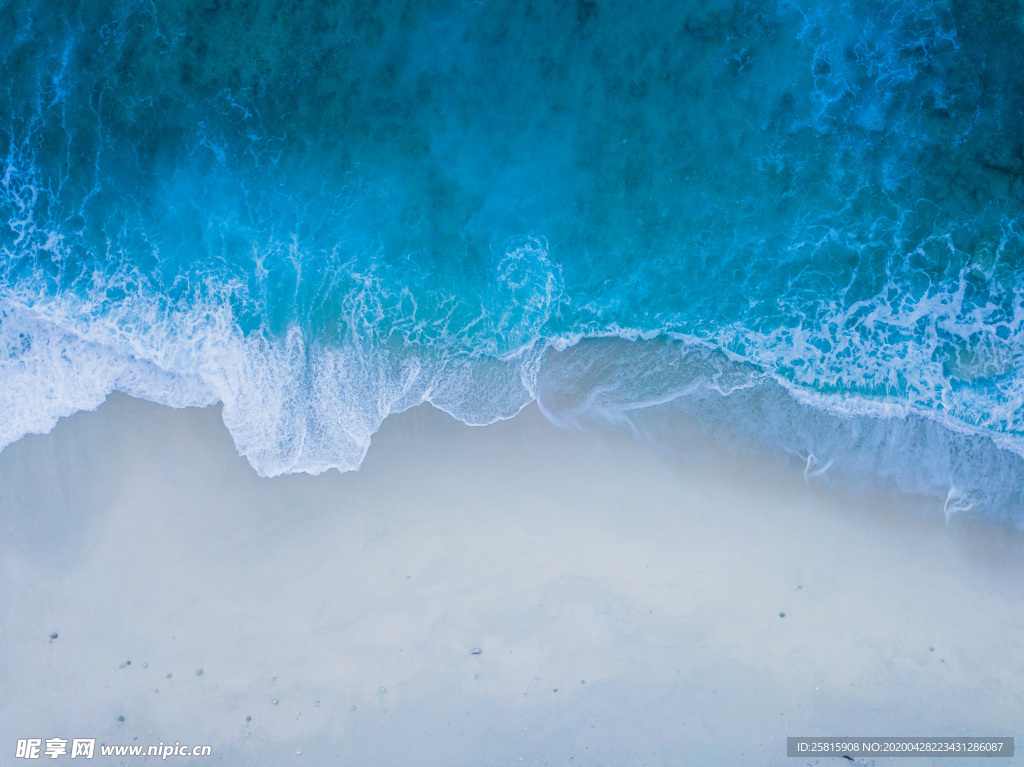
xmin=2 ymin=0 xmax=1023 ymax=518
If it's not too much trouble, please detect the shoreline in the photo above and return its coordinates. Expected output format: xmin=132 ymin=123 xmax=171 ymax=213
xmin=1 ymin=394 xmax=1021 ymax=765
xmin=5 ymin=327 xmax=1024 ymax=532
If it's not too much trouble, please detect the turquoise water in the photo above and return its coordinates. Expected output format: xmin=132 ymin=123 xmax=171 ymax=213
xmin=2 ymin=1 xmax=1022 ymax=516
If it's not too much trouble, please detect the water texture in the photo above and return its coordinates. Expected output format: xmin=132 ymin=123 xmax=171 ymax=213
xmin=1 ymin=0 xmax=1022 ymax=516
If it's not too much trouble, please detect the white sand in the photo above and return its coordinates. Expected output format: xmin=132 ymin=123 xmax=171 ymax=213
xmin=0 ymin=394 xmax=1021 ymax=766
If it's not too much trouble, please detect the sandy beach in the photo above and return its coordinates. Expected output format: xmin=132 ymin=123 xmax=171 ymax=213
xmin=0 ymin=394 xmax=1020 ymax=765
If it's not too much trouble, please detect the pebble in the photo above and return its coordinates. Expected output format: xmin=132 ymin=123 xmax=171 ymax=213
xmin=272 ymin=699 xmax=279 ymax=705
xmin=195 ymin=669 xmax=204 ymax=677
xmin=246 ymin=716 xmax=251 ymax=722
xmin=470 ymin=648 xmax=482 ymax=655
xmin=50 ymin=633 xmax=58 ymax=640
xmin=118 ymin=716 xmax=125 ymax=722
xmin=779 ymin=612 xmax=786 ymax=618
xmin=141 ymin=662 xmax=148 ymax=669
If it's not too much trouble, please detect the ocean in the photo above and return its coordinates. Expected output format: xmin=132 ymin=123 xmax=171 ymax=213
xmin=2 ymin=0 xmax=1022 ymax=520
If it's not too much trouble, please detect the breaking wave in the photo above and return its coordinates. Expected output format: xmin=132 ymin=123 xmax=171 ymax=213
xmin=2 ymin=0 xmax=1023 ymax=522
